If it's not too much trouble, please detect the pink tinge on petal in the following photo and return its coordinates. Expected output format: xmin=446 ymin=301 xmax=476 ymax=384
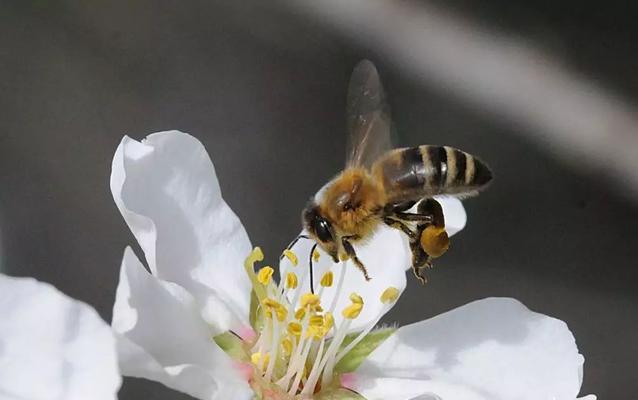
xmin=340 ymin=372 xmax=359 ymax=391
xmin=237 ymin=325 xmax=257 ymax=342
xmin=234 ymin=361 xmax=254 ymax=382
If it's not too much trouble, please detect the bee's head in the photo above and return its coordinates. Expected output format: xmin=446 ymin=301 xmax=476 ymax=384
xmin=302 ymin=201 xmax=339 ymax=263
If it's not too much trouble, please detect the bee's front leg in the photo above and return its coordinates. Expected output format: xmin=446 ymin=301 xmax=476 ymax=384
xmin=341 ymin=236 xmax=371 ymax=281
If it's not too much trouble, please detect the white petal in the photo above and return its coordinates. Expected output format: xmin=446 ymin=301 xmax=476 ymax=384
xmin=283 ymin=226 xmax=408 ymax=332
xmin=112 ymin=248 xmax=253 ymax=400
xmin=432 ymin=196 xmax=466 ymax=237
xmin=0 ymin=274 xmax=120 ymax=400
xmin=354 ymin=298 xmax=592 ymax=400
xmin=110 ymin=130 xmax=252 ymax=330
xmin=344 ymin=376 xmax=487 ymax=400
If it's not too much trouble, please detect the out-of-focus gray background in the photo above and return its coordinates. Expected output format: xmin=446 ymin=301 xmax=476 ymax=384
xmin=1 ymin=1 xmax=636 ymax=398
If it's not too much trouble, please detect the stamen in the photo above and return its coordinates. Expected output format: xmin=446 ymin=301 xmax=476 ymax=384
xmin=329 ymin=261 xmax=347 ymax=313
xmin=294 ymin=308 xmax=306 ymax=321
xmin=257 ymin=266 xmax=274 ymax=285
xmin=251 ymin=352 xmax=270 ymax=370
xmin=286 ymin=272 xmax=298 ymax=289
xmin=300 ymin=293 xmax=320 ymax=308
xmin=282 ymin=249 xmax=298 ymax=266
xmin=342 ymin=303 xmax=363 ymax=319
xmin=320 ymin=271 xmax=334 ymax=287
xmin=335 ymin=287 xmax=401 ymax=365
xmin=380 ymin=286 xmax=400 ymax=304
xmin=240 ymin=247 xmax=393 ymax=397
xmin=287 ymin=321 xmax=302 ymax=337
xmin=281 ymin=338 xmax=293 ymax=356
xmin=349 ymin=292 xmax=364 ymax=305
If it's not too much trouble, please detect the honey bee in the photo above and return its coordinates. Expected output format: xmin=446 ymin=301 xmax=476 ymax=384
xmin=289 ymin=60 xmax=492 ymax=288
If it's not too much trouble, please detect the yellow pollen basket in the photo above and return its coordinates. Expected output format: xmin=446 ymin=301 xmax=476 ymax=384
xmin=320 ymin=271 xmax=334 ymax=287
xmin=257 ymin=266 xmax=274 ymax=285
xmin=380 ymin=287 xmax=400 ymax=304
xmin=282 ymin=249 xmax=298 ymax=266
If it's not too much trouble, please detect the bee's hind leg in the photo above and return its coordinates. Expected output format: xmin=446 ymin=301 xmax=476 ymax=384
xmin=341 ymin=236 xmax=371 ymax=281
xmin=387 ymin=200 xmax=434 ymax=223
xmin=382 ymin=216 xmax=431 ymax=285
xmin=410 ymin=224 xmax=433 ymax=285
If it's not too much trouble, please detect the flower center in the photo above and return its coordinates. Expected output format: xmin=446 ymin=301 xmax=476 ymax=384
xmin=237 ymin=246 xmax=399 ymax=398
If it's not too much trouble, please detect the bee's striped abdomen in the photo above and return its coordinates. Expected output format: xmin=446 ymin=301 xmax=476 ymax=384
xmin=372 ymin=145 xmax=492 ymax=203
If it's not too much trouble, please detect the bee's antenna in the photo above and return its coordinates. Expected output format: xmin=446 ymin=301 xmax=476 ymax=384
xmin=309 ymin=242 xmax=318 ymax=294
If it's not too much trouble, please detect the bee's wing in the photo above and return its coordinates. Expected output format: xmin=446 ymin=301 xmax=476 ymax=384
xmin=346 ymin=60 xmax=393 ymax=169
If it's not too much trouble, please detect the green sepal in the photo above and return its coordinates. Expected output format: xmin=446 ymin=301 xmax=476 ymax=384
xmin=314 ymin=388 xmax=367 ymax=400
xmin=334 ymin=327 xmax=396 ymax=373
xmin=213 ymin=332 xmax=248 ymax=362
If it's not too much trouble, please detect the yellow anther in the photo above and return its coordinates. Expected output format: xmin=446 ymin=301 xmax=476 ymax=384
xmin=262 ymin=298 xmax=288 ymax=322
xmin=309 ymin=315 xmax=324 ymax=327
xmin=301 ymin=293 xmax=320 ymax=308
xmin=262 ymin=298 xmax=280 ymax=309
xmin=339 ymin=253 xmax=349 ymax=262
xmin=342 ymin=303 xmax=363 ymax=319
xmin=251 ymin=352 xmax=269 ymax=368
xmin=380 ymin=287 xmax=400 ymax=304
xmin=274 ymin=306 xmax=288 ymax=322
xmin=349 ymin=292 xmax=364 ymax=305
xmin=307 ymin=316 xmax=326 ymax=339
xmin=312 ymin=248 xmax=321 ymax=262
xmin=295 ymin=307 xmax=306 ymax=320
xmin=245 ymin=247 xmax=264 ymax=268
xmin=307 ymin=325 xmax=325 ymax=339
xmin=281 ymin=338 xmax=293 ymax=355
xmin=324 ymin=312 xmax=334 ymax=331
xmin=287 ymin=321 xmax=302 ymax=337
xmin=257 ymin=266 xmax=274 ymax=285
xmin=283 ymin=249 xmax=298 ymax=266
xmin=286 ymin=272 xmax=298 ymax=289
xmin=320 ymin=271 xmax=334 ymax=287
xmin=314 ymin=304 xmax=324 ymax=312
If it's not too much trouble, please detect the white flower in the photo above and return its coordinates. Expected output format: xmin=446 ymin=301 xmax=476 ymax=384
xmin=0 ymin=274 xmax=121 ymax=400
xmin=110 ymin=130 xmax=594 ymax=400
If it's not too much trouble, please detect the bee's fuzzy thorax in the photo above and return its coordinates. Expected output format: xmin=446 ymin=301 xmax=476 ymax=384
xmin=319 ymin=168 xmax=386 ymax=236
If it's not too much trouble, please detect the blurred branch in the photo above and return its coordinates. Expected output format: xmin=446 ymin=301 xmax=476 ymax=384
xmin=285 ymin=0 xmax=638 ymax=199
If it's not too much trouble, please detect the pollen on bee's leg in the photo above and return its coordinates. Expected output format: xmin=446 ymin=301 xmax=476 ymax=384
xmin=420 ymin=225 xmax=449 ymax=258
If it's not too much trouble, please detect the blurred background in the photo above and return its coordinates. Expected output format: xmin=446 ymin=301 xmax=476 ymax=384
xmin=1 ymin=0 xmax=637 ymax=398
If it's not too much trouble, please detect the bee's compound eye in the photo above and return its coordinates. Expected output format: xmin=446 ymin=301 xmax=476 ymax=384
xmin=315 ymin=219 xmax=333 ymax=243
